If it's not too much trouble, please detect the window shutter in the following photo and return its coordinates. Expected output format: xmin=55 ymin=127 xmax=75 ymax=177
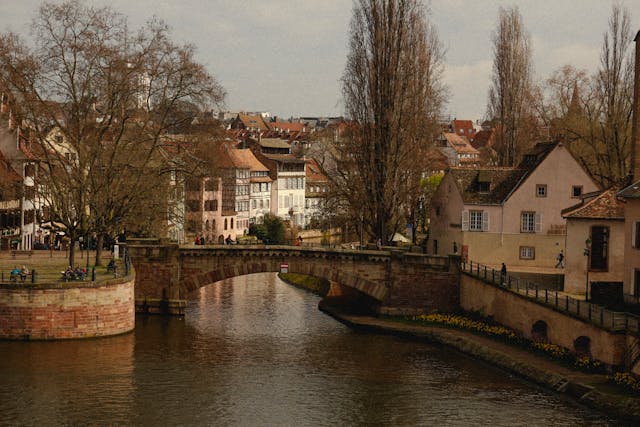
xmin=535 ymin=212 xmax=542 ymax=233
xmin=482 ymin=211 xmax=489 ymax=231
xmin=461 ymin=210 xmax=469 ymax=231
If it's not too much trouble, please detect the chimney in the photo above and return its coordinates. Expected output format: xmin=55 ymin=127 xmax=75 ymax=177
xmin=632 ymin=30 xmax=640 ymax=181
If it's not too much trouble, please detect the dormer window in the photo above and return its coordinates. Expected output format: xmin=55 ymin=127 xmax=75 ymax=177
xmin=478 ymin=181 xmax=490 ymax=193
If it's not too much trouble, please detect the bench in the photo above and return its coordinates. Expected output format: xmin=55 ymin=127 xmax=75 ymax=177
xmin=11 ymin=250 xmax=34 ymax=258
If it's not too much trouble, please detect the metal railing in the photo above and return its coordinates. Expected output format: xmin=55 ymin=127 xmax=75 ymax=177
xmin=0 ymin=257 xmax=131 ymax=287
xmin=461 ymin=260 xmax=640 ymax=336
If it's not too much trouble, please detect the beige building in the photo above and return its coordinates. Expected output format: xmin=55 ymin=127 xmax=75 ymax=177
xmin=429 ymin=142 xmax=599 ymax=268
xmin=618 ymin=183 xmax=640 ymax=301
xmin=562 ymin=188 xmax=625 ymax=296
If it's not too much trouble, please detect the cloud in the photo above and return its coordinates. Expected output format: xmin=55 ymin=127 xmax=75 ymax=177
xmin=442 ymin=60 xmax=492 ymax=120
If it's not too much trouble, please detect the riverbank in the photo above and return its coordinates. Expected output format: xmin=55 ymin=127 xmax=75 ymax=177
xmin=319 ymin=303 xmax=640 ymax=423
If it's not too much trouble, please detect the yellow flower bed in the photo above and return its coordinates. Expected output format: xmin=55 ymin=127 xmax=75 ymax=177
xmin=411 ymin=314 xmax=518 ymax=341
xmin=407 ymin=313 xmax=605 ymax=374
xmin=612 ymin=372 xmax=640 ymax=394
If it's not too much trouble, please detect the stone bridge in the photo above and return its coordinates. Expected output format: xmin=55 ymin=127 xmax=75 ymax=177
xmin=126 ymin=239 xmax=461 ymax=315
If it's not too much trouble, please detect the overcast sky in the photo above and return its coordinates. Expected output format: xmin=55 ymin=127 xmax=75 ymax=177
xmin=2 ymin=0 xmax=640 ymax=121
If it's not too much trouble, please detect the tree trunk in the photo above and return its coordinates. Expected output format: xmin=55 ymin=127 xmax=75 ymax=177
xmin=95 ymin=234 xmax=105 ymax=266
xmin=68 ymin=230 xmax=76 ymax=268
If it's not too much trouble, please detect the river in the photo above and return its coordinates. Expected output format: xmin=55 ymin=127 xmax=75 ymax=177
xmin=0 ymin=273 xmax=617 ymax=425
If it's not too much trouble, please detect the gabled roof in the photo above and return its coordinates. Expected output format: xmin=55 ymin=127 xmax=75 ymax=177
xmin=227 ymin=148 xmax=269 ymax=172
xmin=448 ymin=167 xmax=529 ymax=204
xmin=267 ymin=121 xmax=305 ymax=133
xmin=452 ymin=119 xmax=474 ymax=132
xmin=258 ymin=138 xmax=291 ymax=149
xmin=236 ymin=113 xmax=268 ymax=131
xmin=471 ymin=129 xmax=493 ymax=149
xmin=442 ymin=133 xmax=479 ymax=155
xmin=448 ymin=142 xmax=560 ymax=205
xmin=618 ymin=180 xmax=640 ymax=199
xmin=563 ymin=187 xmax=625 ymax=220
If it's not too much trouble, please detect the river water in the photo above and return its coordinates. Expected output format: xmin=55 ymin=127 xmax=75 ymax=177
xmin=0 ymin=273 xmax=617 ymax=426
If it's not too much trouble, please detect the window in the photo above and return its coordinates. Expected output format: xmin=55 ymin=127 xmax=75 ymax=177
xmin=470 ymin=210 xmax=483 ymax=231
xmin=634 ymin=221 xmax=640 ymax=248
xmin=521 ymin=212 xmax=540 ymax=233
xmin=590 ymin=226 xmax=609 ymax=271
xmin=204 ymin=200 xmax=218 ymax=211
xmin=634 ymin=270 xmax=640 ymax=297
xmin=478 ymin=181 xmax=490 ymax=193
xmin=536 ymin=184 xmax=547 ymax=197
xmin=521 ymin=212 xmax=535 ymax=232
xmin=433 ymin=239 xmax=438 ymax=255
xmin=462 ymin=210 xmax=488 ymax=232
xmin=224 ymin=218 xmax=227 ymax=230
xmin=231 ymin=218 xmax=234 ymax=229
xmin=520 ymin=246 xmax=535 ymax=260
xmin=572 ymin=186 xmax=583 ymax=198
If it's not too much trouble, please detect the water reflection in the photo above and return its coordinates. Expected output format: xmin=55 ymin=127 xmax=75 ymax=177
xmin=0 ymin=273 xmax=616 ymax=426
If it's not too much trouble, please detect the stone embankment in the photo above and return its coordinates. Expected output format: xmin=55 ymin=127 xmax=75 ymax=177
xmin=318 ymin=303 xmax=640 ymax=423
xmin=0 ymin=278 xmax=135 ymax=340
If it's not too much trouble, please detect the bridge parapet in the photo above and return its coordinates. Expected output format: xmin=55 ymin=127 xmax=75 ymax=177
xmin=128 ymin=242 xmax=460 ymax=315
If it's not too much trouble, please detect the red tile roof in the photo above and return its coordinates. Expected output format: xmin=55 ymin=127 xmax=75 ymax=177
xmin=267 ymin=121 xmax=305 ymax=133
xmin=305 ymin=158 xmax=328 ymax=182
xmin=443 ymin=133 xmax=479 ymax=155
xmin=563 ymin=187 xmax=625 ymax=219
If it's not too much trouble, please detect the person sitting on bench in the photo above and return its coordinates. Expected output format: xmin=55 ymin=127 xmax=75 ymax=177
xmin=10 ymin=266 xmax=21 ymax=283
xmin=20 ymin=265 xmax=29 ymax=282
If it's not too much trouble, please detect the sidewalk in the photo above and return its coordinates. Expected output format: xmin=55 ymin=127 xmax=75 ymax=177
xmin=321 ymin=306 xmax=640 ymax=423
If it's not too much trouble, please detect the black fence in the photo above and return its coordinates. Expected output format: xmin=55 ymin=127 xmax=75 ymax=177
xmin=0 ymin=255 xmax=131 ymax=286
xmin=461 ymin=260 xmax=640 ymax=336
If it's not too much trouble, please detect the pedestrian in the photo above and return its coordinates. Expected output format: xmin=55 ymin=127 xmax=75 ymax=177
xmin=555 ymin=250 xmax=564 ymax=268
xmin=500 ymin=263 xmax=507 ymax=285
xmin=20 ymin=265 xmax=29 ymax=282
xmin=376 ymin=238 xmax=382 ymax=250
xmin=296 ymin=235 xmax=303 ymax=246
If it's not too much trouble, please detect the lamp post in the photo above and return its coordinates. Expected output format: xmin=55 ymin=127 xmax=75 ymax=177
xmin=583 ymin=238 xmax=591 ymax=301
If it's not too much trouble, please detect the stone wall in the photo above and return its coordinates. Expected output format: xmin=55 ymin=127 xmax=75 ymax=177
xmin=127 ymin=243 xmax=461 ymax=316
xmin=461 ymin=273 xmax=628 ymax=367
xmin=0 ymin=279 xmax=135 ymax=340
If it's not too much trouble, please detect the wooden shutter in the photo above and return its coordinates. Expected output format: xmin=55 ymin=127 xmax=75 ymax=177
xmin=482 ymin=211 xmax=489 ymax=231
xmin=535 ymin=212 xmax=542 ymax=233
xmin=461 ymin=210 xmax=469 ymax=231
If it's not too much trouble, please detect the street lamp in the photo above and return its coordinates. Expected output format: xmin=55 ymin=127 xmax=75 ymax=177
xmin=583 ymin=238 xmax=591 ymax=301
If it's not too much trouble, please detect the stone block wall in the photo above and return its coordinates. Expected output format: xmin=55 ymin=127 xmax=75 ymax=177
xmin=460 ymin=273 xmax=628 ymax=367
xmin=0 ymin=280 xmax=135 ymax=340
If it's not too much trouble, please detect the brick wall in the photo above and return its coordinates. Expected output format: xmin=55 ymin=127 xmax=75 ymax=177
xmin=0 ymin=280 xmax=135 ymax=340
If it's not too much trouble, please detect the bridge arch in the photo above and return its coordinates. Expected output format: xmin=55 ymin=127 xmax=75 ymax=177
xmin=181 ymin=261 xmax=386 ymax=301
xmin=127 ymin=240 xmax=460 ymax=316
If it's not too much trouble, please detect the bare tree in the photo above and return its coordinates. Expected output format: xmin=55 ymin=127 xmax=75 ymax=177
xmin=540 ymin=5 xmax=633 ymax=187
xmin=487 ymin=6 xmax=536 ymax=166
xmin=0 ymin=0 xmax=225 ymax=266
xmin=328 ymin=0 xmax=446 ymax=245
